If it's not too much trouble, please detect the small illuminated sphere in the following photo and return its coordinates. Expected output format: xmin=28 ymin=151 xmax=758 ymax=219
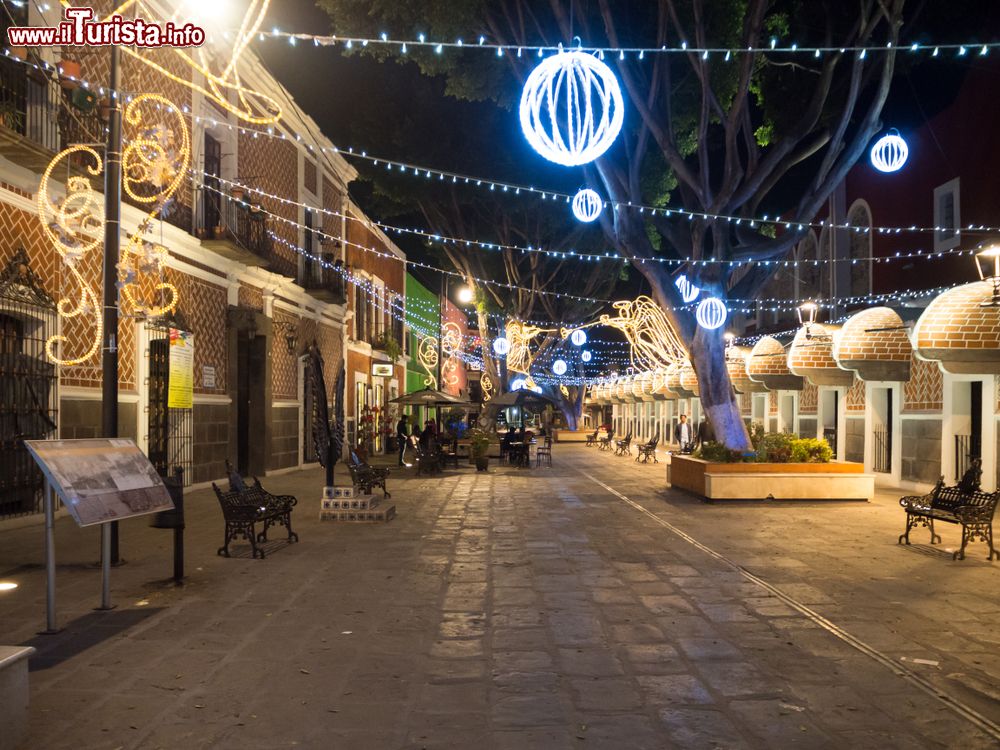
xmin=695 ymin=297 xmax=728 ymax=330
xmin=581 ymin=350 xmax=593 ymax=363
xmin=570 ymin=329 xmax=587 ymax=346
xmin=552 ymin=359 xmax=568 ymax=375
xmin=519 ymin=50 xmax=625 ymax=167
xmin=870 ymin=132 xmax=908 ymax=173
xmin=675 ymin=274 xmax=700 ymax=304
xmin=456 ymin=286 xmax=474 ymax=304
xmin=572 ymin=189 xmax=603 ymax=222
xmin=493 ymin=337 xmax=511 ymax=356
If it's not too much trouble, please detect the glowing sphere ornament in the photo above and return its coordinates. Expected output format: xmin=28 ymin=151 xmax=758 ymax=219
xmin=870 ymin=131 xmax=908 ymax=173
xmin=581 ymin=350 xmax=593 ymax=363
xmin=519 ymin=50 xmax=625 ymax=167
xmin=675 ymin=274 xmax=700 ymax=304
xmin=570 ymin=329 xmax=587 ymax=346
xmin=493 ymin=337 xmax=511 ymax=356
xmin=552 ymin=359 xmax=568 ymax=375
xmin=695 ymin=297 xmax=728 ymax=330
xmin=572 ymin=188 xmax=603 ymax=222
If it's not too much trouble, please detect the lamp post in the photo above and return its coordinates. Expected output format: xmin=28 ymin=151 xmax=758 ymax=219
xmin=974 ymin=245 xmax=1000 ymax=307
xmin=797 ymin=301 xmax=818 ymax=339
xmin=101 ymin=44 xmax=123 ymax=570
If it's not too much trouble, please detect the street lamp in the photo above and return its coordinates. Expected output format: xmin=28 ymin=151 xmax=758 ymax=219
xmin=974 ymin=244 xmax=1000 ymax=307
xmin=723 ymin=331 xmax=736 ymax=358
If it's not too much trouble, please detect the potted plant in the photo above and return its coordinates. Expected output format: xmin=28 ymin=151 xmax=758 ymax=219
xmin=58 ymin=56 xmax=81 ymax=89
xmin=469 ymin=428 xmax=491 ymax=471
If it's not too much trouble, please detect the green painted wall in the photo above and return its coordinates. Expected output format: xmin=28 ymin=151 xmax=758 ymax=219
xmin=405 ymin=272 xmax=439 ymax=405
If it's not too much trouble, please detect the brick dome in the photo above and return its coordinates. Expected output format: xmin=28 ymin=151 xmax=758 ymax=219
xmin=913 ymin=281 xmax=1000 ymax=374
xmin=747 ymin=336 xmax=803 ymax=390
xmin=788 ymin=324 xmax=854 ymax=386
xmin=726 ymin=346 xmax=767 ymax=393
xmin=667 ymin=362 xmax=696 ymax=397
xmin=679 ymin=363 xmax=701 ymax=396
xmin=834 ymin=307 xmax=912 ymax=381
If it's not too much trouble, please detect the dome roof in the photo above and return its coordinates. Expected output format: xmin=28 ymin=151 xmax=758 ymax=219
xmin=913 ymin=281 xmax=1000 ymax=374
xmin=726 ymin=346 xmax=767 ymax=393
xmin=788 ymin=324 xmax=854 ymax=386
xmin=679 ymin=363 xmax=700 ymax=396
xmin=834 ymin=306 xmax=912 ymax=381
xmin=667 ymin=362 xmax=697 ymax=398
xmin=747 ymin=336 xmax=803 ymax=390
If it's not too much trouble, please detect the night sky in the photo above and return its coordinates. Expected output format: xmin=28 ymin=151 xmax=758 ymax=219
xmin=253 ymin=0 xmax=998 ymax=306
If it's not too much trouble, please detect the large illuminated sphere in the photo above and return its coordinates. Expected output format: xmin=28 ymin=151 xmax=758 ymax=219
xmin=570 ymin=329 xmax=587 ymax=346
xmin=493 ymin=337 xmax=510 ymax=356
xmin=870 ymin=133 xmax=908 ymax=173
xmin=572 ymin=188 xmax=602 ymax=222
xmin=519 ymin=50 xmax=625 ymax=167
xmin=695 ymin=297 xmax=728 ymax=330
xmin=675 ymin=274 xmax=700 ymax=304
xmin=581 ymin=350 xmax=592 ymax=363
xmin=552 ymin=359 xmax=568 ymax=375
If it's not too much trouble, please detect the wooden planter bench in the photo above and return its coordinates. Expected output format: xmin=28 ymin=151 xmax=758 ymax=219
xmin=899 ymin=480 xmax=1000 ymax=560
xmin=212 ymin=483 xmax=298 ymax=559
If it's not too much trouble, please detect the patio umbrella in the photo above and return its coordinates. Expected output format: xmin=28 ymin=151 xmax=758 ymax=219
xmin=390 ymin=387 xmax=469 ymax=406
xmin=489 ymin=390 xmax=558 ymax=409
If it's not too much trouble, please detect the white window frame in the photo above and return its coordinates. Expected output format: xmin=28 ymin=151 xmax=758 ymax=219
xmin=933 ymin=178 xmax=961 ymax=252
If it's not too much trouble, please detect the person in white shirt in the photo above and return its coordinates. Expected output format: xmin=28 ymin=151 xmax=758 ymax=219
xmin=674 ymin=414 xmax=693 ymax=452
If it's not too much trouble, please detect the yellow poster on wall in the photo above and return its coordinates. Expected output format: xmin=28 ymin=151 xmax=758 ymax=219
xmin=167 ymin=328 xmax=194 ymax=409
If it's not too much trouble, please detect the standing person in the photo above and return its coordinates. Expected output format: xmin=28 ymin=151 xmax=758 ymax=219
xmin=396 ymin=413 xmax=409 ymax=466
xmin=675 ymin=414 xmax=694 ymax=453
xmin=697 ymin=418 xmax=715 ymax=448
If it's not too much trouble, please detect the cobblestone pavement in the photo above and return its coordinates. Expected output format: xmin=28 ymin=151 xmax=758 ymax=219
xmin=1 ymin=445 xmax=999 ymax=749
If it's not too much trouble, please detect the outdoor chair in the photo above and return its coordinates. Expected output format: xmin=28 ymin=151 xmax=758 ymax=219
xmin=535 ymin=436 xmax=553 ymax=468
xmin=585 ymin=430 xmax=599 ymax=447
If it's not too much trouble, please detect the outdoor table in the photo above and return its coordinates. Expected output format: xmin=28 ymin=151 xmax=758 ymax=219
xmin=508 ymin=441 xmax=534 ymax=468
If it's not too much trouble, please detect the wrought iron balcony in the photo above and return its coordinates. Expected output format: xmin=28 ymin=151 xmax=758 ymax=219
xmin=299 ymin=255 xmax=347 ymax=304
xmin=197 ymin=190 xmax=272 ymax=268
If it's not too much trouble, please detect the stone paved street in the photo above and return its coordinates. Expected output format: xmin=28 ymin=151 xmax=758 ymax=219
xmin=2 ymin=445 xmax=999 ymax=749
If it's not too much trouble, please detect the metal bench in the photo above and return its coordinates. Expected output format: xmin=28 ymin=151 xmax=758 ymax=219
xmin=899 ymin=476 xmax=999 ymax=560
xmin=585 ymin=430 xmax=599 ymax=447
xmin=348 ymin=453 xmax=391 ymax=497
xmin=597 ymin=429 xmax=615 ymax=452
xmin=212 ymin=482 xmax=298 ymax=559
xmin=414 ymin=445 xmax=443 ymax=475
xmin=614 ymin=430 xmax=633 ymax=456
xmin=636 ymin=433 xmax=660 ymax=463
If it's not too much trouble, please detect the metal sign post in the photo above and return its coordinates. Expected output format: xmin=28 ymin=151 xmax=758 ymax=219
xmin=41 ymin=480 xmax=59 ymax=634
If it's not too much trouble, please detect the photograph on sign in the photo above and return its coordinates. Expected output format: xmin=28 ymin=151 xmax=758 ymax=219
xmin=24 ymin=439 xmax=174 ymax=527
xmin=168 ymin=328 xmax=194 ymax=409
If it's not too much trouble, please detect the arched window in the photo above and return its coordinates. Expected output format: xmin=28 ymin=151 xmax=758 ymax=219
xmin=846 ymin=200 xmax=873 ymax=298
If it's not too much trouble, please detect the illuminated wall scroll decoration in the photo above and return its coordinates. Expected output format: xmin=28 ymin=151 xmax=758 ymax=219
xmin=481 ymin=372 xmax=494 ymax=402
xmin=417 ymin=335 xmax=439 ymax=389
xmin=572 ymin=189 xmax=603 ymax=222
xmin=560 ymin=385 xmax=570 ymax=398
xmin=440 ymin=320 xmax=463 ymax=388
xmin=109 ymin=0 xmax=282 ymax=124
xmin=118 ymin=94 xmax=190 ymax=319
xmin=519 ymin=50 xmax=625 ymax=167
xmin=37 ymin=146 xmax=105 ymax=365
xmin=870 ymin=131 xmax=908 ymax=173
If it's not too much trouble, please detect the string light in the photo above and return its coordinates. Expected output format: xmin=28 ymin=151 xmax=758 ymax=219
xmin=249 ymin=28 xmax=1000 ymax=59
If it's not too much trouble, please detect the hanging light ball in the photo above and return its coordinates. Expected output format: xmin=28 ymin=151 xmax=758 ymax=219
xmin=493 ymin=337 xmax=510 ymax=356
xmin=675 ymin=274 xmax=700 ymax=304
xmin=570 ymin=329 xmax=587 ymax=346
xmin=870 ymin=131 xmax=908 ymax=173
xmin=519 ymin=50 xmax=625 ymax=167
xmin=572 ymin=188 xmax=603 ymax=222
xmin=552 ymin=359 xmax=568 ymax=375
xmin=695 ymin=297 xmax=728 ymax=330
xmin=581 ymin=350 xmax=593 ymax=363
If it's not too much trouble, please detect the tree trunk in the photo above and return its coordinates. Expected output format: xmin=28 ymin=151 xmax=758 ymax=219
xmin=688 ymin=326 xmax=753 ymax=453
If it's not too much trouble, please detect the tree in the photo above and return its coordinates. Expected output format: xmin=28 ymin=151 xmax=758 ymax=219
xmin=318 ymin=0 xmax=909 ymax=450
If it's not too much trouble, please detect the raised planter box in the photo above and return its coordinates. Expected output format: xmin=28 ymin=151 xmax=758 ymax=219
xmin=0 ymin=646 xmax=35 ymax=750
xmin=669 ymin=454 xmax=874 ymax=501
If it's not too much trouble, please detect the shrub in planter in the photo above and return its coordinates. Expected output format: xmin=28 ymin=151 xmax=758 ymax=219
xmin=755 ymin=432 xmax=795 ymax=463
xmin=469 ymin=428 xmax=491 ymax=471
xmin=790 ymin=437 xmax=833 ymax=463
